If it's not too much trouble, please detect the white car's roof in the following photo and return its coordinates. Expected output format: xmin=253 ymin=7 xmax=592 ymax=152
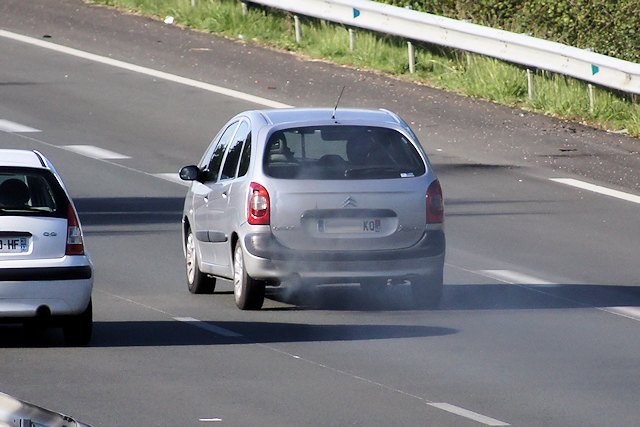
xmin=0 ymin=149 xmax=47 ymax=169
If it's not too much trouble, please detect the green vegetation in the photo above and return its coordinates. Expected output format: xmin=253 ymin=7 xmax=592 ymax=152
xmin=87 ymin=0 xmax=640 ymax=137
xmin=380 ymin=0 xmax=640 ymax=63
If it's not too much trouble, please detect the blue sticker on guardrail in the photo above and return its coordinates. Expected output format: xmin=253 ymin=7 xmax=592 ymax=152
xmin=353 ymin=8 xmax=360 ymax=18
xmin=592 ymin=65 xmax=600 ymax=75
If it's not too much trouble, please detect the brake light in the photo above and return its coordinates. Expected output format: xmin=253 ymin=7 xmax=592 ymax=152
xmin=426 ymin=180 xmax=444 ymax=224
xmin=66 ymin=204 xmax=85 ymax=255
xmin=248 ymin=182 xmax=270 ymax=225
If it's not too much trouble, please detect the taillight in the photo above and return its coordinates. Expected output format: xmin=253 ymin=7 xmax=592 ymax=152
xmin=426 ymin=179 xmax=444 ymax=224
xmin=248 ymin=182 xmax=270 ymax=225
xmin=66 ymin=204 xmax=85 ymax=255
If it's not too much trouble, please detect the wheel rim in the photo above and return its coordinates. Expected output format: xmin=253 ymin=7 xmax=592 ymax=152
xmin=233 ymin=246 xmax=244 ymax=303
xmin=186 ymin=232 xmax=196 ymax=284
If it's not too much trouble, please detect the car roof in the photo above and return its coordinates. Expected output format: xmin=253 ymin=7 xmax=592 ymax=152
xmin=0 ymin=149 xmax=48 ymax=169
xmin=254 ymin=108 xmax=403 ymax=127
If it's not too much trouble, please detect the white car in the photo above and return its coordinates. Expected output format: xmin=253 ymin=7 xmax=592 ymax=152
xmin=0 ymin=149 xmax=93 ymax=345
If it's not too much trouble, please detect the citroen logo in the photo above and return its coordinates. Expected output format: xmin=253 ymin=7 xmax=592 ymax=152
xmin=342 ymin=196 xmax=357 ymax=208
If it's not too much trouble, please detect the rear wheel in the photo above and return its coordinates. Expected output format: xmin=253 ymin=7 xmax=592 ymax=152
xmin=233 ymin=244 xmax=265 ymax=310
xmin=185 ymin=228 xmax=216 ymax=294
xmin=63 ymin=299 xmax=93 ymax=346
xmin=411 ymin=272 xmax=443 ymax=309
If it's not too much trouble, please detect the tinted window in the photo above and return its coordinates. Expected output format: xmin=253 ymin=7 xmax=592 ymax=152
xmin=220 ymin=121 xmax=250 ymax=180
xmin=204 ymin=122 xmax=239 ymax=182
xmin=0 ymin=168 xmax=67 ymax=218
xmin=237 ymin=132 xmax=251 ymax=178
xmin=263 ymin=126 xmax=425 ymax=179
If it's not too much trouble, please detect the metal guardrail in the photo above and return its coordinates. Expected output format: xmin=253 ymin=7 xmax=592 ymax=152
xmin=244 ymin=0 xmax=640 ymax=96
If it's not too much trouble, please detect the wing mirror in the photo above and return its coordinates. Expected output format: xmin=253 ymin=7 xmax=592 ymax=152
xmin=179 ymin=165 xmax=201 ymax=181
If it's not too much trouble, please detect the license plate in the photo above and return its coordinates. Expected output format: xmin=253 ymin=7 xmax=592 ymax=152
xmin=0 ymin=236 xmax=29 ymax=253
xmin=318 ymin=218 xmax=381 ymax=234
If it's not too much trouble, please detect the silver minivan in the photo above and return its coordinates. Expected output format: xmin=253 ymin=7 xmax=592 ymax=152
xmin=180 ymin=108 xmax=445 ymax=310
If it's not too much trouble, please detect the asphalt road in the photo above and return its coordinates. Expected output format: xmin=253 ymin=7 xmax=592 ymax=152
xmin=1 ymin=1 xmax=639 ymax=426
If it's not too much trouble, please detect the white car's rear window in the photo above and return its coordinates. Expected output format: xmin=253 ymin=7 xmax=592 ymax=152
xmin=0 ymin=169 xmax=67 ymax=218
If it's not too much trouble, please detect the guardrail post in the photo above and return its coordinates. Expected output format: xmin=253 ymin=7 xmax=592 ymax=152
xmin=241 ymin=1 xmax=248 ymax=15
xmin=349 ymin=28 xmax=356 ymax=51
xmin=294 ymin=15 xmax=302 ymax=44
xmin=527 ymin=69 xmax=534 ymax=100
xmin=407 ymin=41 xmax=416 ymax=73
xmin=588 ymin=84 xmax=595 ymax=113
xmin=191 ymin=0 xmax=196 ymax=6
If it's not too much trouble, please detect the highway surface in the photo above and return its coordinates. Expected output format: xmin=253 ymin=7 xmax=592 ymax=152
xmin=1 ymin=1 xmax=639 ymax=426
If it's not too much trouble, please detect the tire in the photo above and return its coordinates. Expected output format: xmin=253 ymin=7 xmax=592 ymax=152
xmin=411 ymin=272 xmax=443 ymax=309
xmin=63 ymin=299 xmax=93 ymax=346
xmin=185 ymin=228 xmax=216 ymax=294
xmin=233 ymin=244 xmax=265 ymax=310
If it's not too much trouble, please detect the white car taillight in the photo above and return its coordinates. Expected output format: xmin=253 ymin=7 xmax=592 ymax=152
xmin=248 ymin=182 xmax=270 ymax=225
xmin=426 ymin=179 xmax=444 ymax=224
xmin=66 ymin=204 xmax=85 ymax=255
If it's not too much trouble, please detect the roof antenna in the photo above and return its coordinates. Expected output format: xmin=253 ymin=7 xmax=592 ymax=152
xmin=331 ymin=86 xmax=346 ymax=121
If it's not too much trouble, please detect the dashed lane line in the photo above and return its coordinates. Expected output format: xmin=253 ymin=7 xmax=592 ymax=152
xmin=173 ymin=317 xmax=242 ymax=337
xmin=0 ymin=119 xmax=41 ymax=133
xmin=63 ymin=144 xmax=131 ymax=160
xmin=550 ymin=178 xmax=640 ymax=205
xmin=98 ymin=289 xmax=510 ymax=426
xmin=153 ymin=173 xmax=190 ymax=186
xmin=477 ymin=269 xmax=556 ymax=286
xmin=428 ymin=403 xmax=509 ymax=426
xmin=471 ymin=268 xmax=640 ymax=324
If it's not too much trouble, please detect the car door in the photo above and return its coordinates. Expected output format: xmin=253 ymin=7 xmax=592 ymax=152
xmin=208 ymin=120 xmax=251 ymax=274
xmin=191 ymin=121 xmax=239 ymax=270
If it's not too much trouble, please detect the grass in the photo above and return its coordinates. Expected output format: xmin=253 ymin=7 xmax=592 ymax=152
xmin=86 ymin=0 xmax=640 ymax=137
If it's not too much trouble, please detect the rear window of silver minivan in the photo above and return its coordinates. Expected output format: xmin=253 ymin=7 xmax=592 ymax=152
xmin=263 ymin=125 xmax=425 ymax=179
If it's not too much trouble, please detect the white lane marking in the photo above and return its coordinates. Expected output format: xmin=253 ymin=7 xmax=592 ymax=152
xmin=470 ymin=268 xmax=640 ymax=324
xmin=100 ymin=290 xmax=512 ymax=425
xmin=0 ymin=119 xmax=41 ymax=133
xmin=477 ymin=269 xmax=556 ymax=286
xmin=602 ymin=307 xmax=640 ymax=322
xmin=428 ymin=403 xmax=510 ymax=426
xmin=9 ymin=132 xmax=194 ymax=189
xmin=63 ymin=144 xmax=131 ymax=160
xmin=550 ymin=178 xmax=640 ymax=205
xmin=198 ymin=418 xmax=223 ymax=423
xmin=153 ymin=173 xmax=190 ymax=187
xmin=0 ymin=29 xmax=292 ymax=109
xmin=173 ymin=317 xmax=242 ymax=337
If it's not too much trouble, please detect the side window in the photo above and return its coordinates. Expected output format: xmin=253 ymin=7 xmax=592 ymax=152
xmin=220 ymin=121 xmax=250 ymax=180
xmin=204 ymin=122 xmax=239 ymax=182
xmin=237 ymin=132 xmax=251 ymax=178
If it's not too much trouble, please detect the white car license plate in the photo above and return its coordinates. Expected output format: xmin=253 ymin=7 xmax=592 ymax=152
xmin=0 ymin=236 xmax=29 ymax=253
xmin=318 ymin=218 xmax=381 ymax=234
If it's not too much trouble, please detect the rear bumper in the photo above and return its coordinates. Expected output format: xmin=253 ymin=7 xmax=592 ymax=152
xmin=0 ymin=261 xmax=93 ymax=319
xmin=243 ymin=230 xmax=445 ymax=283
